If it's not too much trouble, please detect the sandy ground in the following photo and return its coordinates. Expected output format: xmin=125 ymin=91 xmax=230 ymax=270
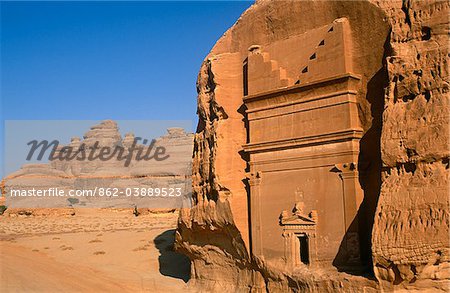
xmin=0 ymin=209 xmax=191 ymax=292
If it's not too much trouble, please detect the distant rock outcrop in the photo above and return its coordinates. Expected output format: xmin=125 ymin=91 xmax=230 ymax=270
xmin=1 ymin=120 xmax=194 ymax=213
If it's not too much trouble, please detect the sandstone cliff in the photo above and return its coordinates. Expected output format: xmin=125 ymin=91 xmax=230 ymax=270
xmin=372 ymin=0 xmax=449 ymax=290
xmin=176 ymin=0 xmax=449 ymax=291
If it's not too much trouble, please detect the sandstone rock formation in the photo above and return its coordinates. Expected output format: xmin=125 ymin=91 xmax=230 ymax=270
xmin=176 ymin=0 xmax=449 ymax=291
xmin=372 ymin=0 xmax=449 ymax=289
xmin=2 ymin=120 xmax=194 ymax=213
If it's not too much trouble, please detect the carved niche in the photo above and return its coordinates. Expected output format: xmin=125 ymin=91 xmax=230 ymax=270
xmin=280 ymin=201 xmax=318 ymax=268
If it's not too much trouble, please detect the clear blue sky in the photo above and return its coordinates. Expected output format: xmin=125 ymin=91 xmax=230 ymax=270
xmin=0 ymin=1 xmax=252 ymax=177
xmin=1 ymin=1 xmax=252 ymax=122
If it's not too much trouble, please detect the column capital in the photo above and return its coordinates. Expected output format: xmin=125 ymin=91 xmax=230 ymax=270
xmin=334 ymin=162 xmax=357 ymax=173
xmin=245 ymin=171 xmax=262 ymax=186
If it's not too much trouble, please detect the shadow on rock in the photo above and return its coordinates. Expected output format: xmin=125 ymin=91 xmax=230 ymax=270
xmin=154 ymin=229 xmax=191 ymax=283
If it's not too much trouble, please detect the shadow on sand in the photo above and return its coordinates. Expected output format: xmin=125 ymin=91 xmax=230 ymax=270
xmin=154 ymin=229 xmax=191 ymax=283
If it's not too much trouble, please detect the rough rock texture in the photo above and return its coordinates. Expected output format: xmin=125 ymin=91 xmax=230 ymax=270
xmin=176 ymin=0 xmax=449 ymax=292
xmin=372 ymin=0 xmax=450 ymax=290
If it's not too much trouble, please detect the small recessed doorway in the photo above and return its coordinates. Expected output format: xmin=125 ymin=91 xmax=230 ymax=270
xmin=298 ymin=234 xmax=310 ymax=265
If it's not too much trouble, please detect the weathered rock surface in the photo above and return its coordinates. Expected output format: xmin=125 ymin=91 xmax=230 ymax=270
xmin=176 ymin=0 xmax=449 ymax=292
xmin=372 ymin=0 xmax=450 ymax=290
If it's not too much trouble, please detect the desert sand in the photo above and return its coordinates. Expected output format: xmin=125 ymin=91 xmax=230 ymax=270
xmin=0 ymin=209 xmax=191 ymax=292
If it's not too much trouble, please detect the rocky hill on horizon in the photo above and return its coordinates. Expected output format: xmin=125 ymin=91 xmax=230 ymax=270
xmin=1 ymin=120 xmax=194 ymax=213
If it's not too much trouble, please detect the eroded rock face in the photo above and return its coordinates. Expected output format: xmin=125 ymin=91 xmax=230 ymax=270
xmin=176 ymin=0 xmax=449 ymax=291
xmin=372 ymin=0 xmax=450 ymax=289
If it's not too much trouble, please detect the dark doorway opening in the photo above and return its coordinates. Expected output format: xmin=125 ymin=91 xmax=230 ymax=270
xmin=299 ymin=234 xmax=310 ymax=265
xmin=243 ymin=58 xmax=248 ymax=96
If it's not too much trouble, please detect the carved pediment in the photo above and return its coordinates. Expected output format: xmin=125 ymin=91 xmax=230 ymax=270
xmin=280 ymin=214 xmax=316 ymax=226
xmin=280 ymin=203 xmax=317 ymax=226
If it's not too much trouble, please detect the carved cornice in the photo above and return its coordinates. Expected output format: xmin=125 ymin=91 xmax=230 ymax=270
xmin=243 ymin=73 xmax=361 ymax=104
xmin=243 ymin=129 xmax=363 ymax=154
xmin=249 ymin=150 xmax=359 ymax=166
xmin=246 ymin=90 xmax=359 ymax=116
xmin=283 ymin=225 xmax=316 ymax=230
